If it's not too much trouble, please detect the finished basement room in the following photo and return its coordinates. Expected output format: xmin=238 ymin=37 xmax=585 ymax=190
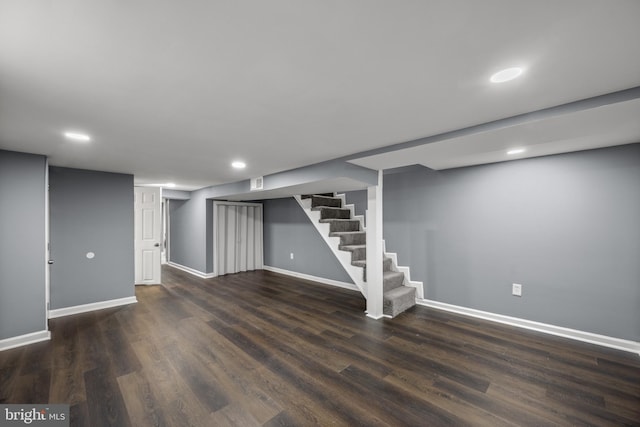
xmin=1 ymin=1 xmax=639 ymax=426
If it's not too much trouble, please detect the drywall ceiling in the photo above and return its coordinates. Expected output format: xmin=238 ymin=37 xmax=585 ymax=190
xmin=349 ymin=97 xmax=640 ymax=171
xmin=1 ymin=1 xmax=639 ymax=190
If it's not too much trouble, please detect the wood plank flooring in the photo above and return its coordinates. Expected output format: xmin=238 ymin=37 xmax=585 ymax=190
xmin=1 ymin=265 xmax=639 ymax=426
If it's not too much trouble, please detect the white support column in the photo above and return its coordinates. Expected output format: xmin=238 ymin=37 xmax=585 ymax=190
xmin=366 ymin=170 xmax=384 ymax=319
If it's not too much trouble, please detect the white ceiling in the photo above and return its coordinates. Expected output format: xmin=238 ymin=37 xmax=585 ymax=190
xmin=349 ymin=97 xmax=640 ymax=171
xmin=1 ymin=1 xmax=639 ymax=190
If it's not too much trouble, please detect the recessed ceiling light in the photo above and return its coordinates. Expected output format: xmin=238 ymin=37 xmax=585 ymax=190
xmin=490 ymin=67 xmax=524 ymax=83
xmin=231 ymin=161 xmax=246 ymax=169
xmin=63 ymin=131 xmax=91 ymax=142
xmin=507 ymin=148 xmax=526 ymax=155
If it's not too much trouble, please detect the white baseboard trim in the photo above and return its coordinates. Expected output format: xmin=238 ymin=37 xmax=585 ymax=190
xmin=366 ymin=313 xmax=385 ymax=320
xmin=416 ymin=298 xmax=640 ymax=356
xmin=263 ymin=265 xmax=359 ymax=292
xmin=48 ymin=296 xmax=138 ymax=319
xmin=167 ymin=261 xmax=216 ymax=279
xmin=0 ymin=330 xmax=51 ymax=352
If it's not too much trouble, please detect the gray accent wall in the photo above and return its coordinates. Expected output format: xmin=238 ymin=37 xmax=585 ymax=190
xmin=344 ymin=190 xmax=367 ymax=218
xmin=383 ymin=144 xmax=640 ymax=341
xmin=0 ymin=150 xmax=47 ymax=340
xmin=263 ymin=197 xmax=353 ymax=284
xmin=168 ymin=195 xmax=208 ymax=272
xmin=49 ymin=167 xmax=135 ymax=309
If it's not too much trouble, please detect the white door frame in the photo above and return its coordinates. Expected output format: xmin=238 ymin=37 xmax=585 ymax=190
xmin=44 ymin=159 xmax=50 ymax=323
xmin=161 ymin=198 xmax=169 ymax=264
xmin=212 ymin=200 xmax=263 ymax=277
xmin=134 ymin=186 xmax=162 ymax=285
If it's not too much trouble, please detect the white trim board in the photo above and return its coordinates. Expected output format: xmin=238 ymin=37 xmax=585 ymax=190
xmin=416 ymin=299 xmax=640 ymax=356
xmin=44 ymin=158 xmax=50 ymax=327
xmin=366 ymin=313 xmax=386 ymax=320
xmin=0 ymin=330 xmax=51 ymax=352
xmin=263 ymin=265 xmax=359 ymax=292
xmin=48 ymin=296 xmax=138 ymax=319
xmin=167 ymin=261 xmax=216 ymax=279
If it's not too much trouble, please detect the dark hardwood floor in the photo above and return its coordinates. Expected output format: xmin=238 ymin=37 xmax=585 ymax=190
xmin=1 ymin=265 xmax=639 ymax=426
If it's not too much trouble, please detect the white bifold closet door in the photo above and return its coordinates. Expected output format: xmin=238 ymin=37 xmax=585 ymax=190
xmin=215 ymin=202 xmax=263 ymax=276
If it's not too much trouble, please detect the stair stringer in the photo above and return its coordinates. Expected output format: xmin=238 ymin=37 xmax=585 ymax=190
xmin=383 ymin=240 xmax=424 ymax=299
xmin=294 ymin=195 xmax=367 ymax=297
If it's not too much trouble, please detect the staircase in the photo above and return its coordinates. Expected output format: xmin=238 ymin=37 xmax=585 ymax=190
xmin=295 ymin=194 xmax=420 ymax=317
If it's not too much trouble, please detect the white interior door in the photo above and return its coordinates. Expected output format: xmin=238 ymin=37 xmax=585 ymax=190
xmin=214 ymin=201 xmax=263 ymax=276
xmin=135 ymin=186 xmax=161 ymax=284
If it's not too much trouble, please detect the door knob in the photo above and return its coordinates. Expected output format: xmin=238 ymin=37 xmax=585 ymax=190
xmin=154 ymin=243 xmax=160 ymax=247
xmin=48 ymin=260 xmax=54 ymax=264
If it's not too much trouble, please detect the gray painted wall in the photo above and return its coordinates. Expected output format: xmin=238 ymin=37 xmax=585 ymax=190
xmin=49 ymin=167 xmax=135 ymax=309
xmin=0 ymin=150 xmax=47 ymax=340
xmin=168 ymin=195 xmax=208 ymax=272
xmin=263 ymin=197 xmax=353 ymax=284
xmin=383 ymin=144 xmax=640 ymax=341
xmin=344 ymin=190 xmax=367 ymax=218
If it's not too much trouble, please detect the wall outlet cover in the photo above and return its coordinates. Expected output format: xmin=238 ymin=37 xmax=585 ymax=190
xmin=512 ymin=283 xmax=522 ymax=297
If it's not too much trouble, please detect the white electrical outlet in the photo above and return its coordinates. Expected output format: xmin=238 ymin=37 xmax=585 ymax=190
xmin=290 ymin=253 xmax=294 ymax=260
xmin=512 ymin=283 xmax=522 ymax=297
